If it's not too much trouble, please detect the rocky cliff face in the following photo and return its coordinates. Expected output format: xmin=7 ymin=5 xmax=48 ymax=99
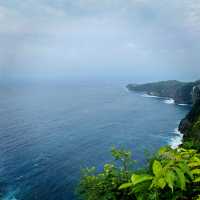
xmin=192 ymin=85 xmax=200 ymax=104
xmin=179 ymin=85 xmax=200 ymax=140
xmin=127 ymin=80 xmax=200 ymax=104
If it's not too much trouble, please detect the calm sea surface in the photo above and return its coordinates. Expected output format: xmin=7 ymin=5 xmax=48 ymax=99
xmin=0 ymin=81 xmax=190 ymax=200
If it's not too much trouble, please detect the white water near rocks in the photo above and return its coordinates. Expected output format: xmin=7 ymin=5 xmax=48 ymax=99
xmin=178 ymin=104 xmax=189 ymax=106
xmin=169 ymin=128 xmax=184 ymax=149
xmin=141 ymin=93 xmax=187 ymax=149
xmin=164 ymin=98 xmax=175 ymax=105
xmin=141 ymin=94 xmax=175 ymax=105
xmin=141 ymin=94 xmax=162 ymax=98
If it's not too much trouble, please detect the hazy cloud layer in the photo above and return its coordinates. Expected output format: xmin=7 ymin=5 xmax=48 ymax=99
xmin=0 ymin=0 xmax=200 ymax=82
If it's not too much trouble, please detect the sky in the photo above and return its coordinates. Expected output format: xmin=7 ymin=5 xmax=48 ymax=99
xmin=0 ymin=0 xmax=200 ymax=82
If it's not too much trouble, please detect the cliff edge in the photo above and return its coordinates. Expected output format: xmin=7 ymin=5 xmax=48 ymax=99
xmin=179 ymin=85 xmax=200 ymax=141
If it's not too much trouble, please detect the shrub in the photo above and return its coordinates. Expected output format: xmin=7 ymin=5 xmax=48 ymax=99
xmin=120 ymin=147 xmax=200 ymax=200
xmin=76 ymin=147 xmax=136 ymax=200
xmin=77 ymin=147 xmax=200 ymax=200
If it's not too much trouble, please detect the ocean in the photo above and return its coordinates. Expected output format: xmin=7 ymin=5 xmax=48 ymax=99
xmin=0 ymin=81 xmax=190 ymax=200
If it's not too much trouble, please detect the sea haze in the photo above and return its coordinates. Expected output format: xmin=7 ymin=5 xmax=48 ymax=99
xmin=0 ymin=81 xmax=190 ymax=200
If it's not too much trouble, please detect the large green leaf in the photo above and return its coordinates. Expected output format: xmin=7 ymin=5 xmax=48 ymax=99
xmin=119 ymin=183 xmax=133 ymax=190
xmin=153 ymin=160 xmax=163 ymax=177
xmin=178 ymin=162 xmax=193 ymax=179
xmin=175 ymin=168 xmax=186 ymax=190
xmin=165 ymin=171 xmax=175 ymax=191
xmin=131 ymin=174 xmax=153 ymax=186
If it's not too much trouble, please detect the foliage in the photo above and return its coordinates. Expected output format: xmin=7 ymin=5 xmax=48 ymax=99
xmin=77 ymin=146 xmax=200 ymax=200
xmin=190 ymin=117 xmax=200 ymax=141
xmin=120 ymin=147 xmax=200 ymax=200
xmin=182 ymin=138 xmax=200 ymax=152
xmin=76 ymin=147 xmax=136 ymax=200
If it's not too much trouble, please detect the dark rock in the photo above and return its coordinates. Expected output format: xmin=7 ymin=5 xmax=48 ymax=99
xmin=179 ymin=99 xmax=200 ymax=139
xmin=192 ymin=85 xmax=200 ymax=104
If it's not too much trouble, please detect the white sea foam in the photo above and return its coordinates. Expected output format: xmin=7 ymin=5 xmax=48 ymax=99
xmin=141 ymin=94 xmax=175 ymax=105
xmin=179 ymin=104 xmax=188 ymax=106
xmin=141 ymin=94 xmax=161 ymax=98
xmin=164 ymin=98 xmax=175 ymax=104
xmin=169 ymin=128 xmax=183 ymax=149
xmin=141 ymin=94 xmax=190 ymax=107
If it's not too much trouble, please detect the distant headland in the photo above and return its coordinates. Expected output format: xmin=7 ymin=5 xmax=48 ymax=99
xmin=127 ymin=80 xmax=200 ymax=105
xmin=127 ymin=79 xmax=200 ymax=143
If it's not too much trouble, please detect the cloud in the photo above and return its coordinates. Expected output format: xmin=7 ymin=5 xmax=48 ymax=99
xmin=182 ymin=0 xmax=200 ymax=33
xmin=0 ymin=0 xmax=200 ymax=81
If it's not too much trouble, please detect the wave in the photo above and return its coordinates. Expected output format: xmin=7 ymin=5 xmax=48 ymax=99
xmin=141 ymin=94 xmax=162 ymax=98
xmin=178 ymin=103 xmax=189 ymax=106
xmin=140 ymin=93 xmax=190 ymax=107
xmin=164 ymin=98 xmax=175 ymax=105
xmin=142 ymin=94 xmax=175 ymax=105
xmin=169 ymin=128 xmax=183 ymax=149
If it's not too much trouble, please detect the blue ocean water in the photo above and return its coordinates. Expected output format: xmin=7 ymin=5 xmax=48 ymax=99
xmin=0 ymin=81 xmax=190 ymax=200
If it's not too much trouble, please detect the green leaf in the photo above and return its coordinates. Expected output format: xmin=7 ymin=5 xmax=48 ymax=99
xmin=153 ymin=160 xmax=163 ymax=177
xmin=188 ymin=157 xmax=200 ymax=168
xmin=175 ymin=168 xmax=186 ymax=190
xmin=157 ymin=178 xmax=166 ymax=189
xmin=119 ymin=183 xmax=133 ymax=190
xmin=193 ymin=177 xmax=200 ymax=183
xmin=191 ymin=169 xmax=200 ymax=175
xmin=165 ymin=171 xmax=175 ymax=192
xmin=179 ymin=162 xmax=193 ymax=179
xmin=131 ymin=174 xmax=153 ymax=186
xmin=136 ymin=194 xmax=145 ymax=200
xmin=132 ymin=181 xmax=150 ymax=193
xmin=188 ymin=162 xmax=200 ymax=168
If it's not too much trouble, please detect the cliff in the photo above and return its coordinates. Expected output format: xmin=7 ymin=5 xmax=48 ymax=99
xmin=179 ymin=85 xmax=200 ymax=141
xmin=127 ymin=80 xmax=200 ymax=104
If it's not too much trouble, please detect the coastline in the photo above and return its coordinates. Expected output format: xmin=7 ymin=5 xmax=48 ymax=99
xmin=139 ymin=91 xmax=188 ymax=149
xmin=141 ymin=93 xmax=190 ymax=106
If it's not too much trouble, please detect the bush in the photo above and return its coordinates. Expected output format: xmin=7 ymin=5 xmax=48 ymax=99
xmin=77 ymin=146 xmax=200 ymax=200
xmin=182 ymin=139 xmax=200 ymax=151
xmin=120 ymin=147 xmax=200 ymax=200
xmin=76 ymin=147 xmax=136 ymax=200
